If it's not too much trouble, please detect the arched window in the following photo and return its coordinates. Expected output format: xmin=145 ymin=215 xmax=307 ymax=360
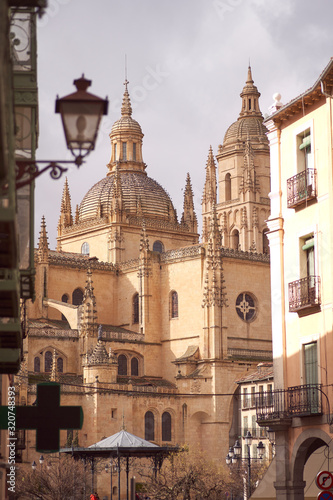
xmin=62 ymin=294 xmax=69 ymax=303
xmin=133 ymin=293 xmax=139 ymax=324
xmin=118 ymin=354 xmax=127 ymax=376
xmin=145 ymin=411 xmax=155 ymax=441
xmin=153 ymin=240 xmax=164 ymax=253
xmin=231 ymin=229 xmax=239 ymax=250
xmin=34 ymin=357 xmax=40 ymax=373
xmin=131 ymin=357 xmax=139 ymax=376
xmin=225 ymin=173 xmax=231 ymax=201
xmin=81 ymin=242 xmax=90 ymax=256
xmin=170 ymin=291 xmax=178 ymax=319
xmin=162 ymin=412 xmax=172 ymax=441
xmin=263 ymin=228 xmax=270 ymax=255
xmin=57 ymin=357 xmax=63 ymax=373
xmin=72 ymin=288 xmax=84 ymax=306
xmin=45 ymin=351 xmax=52 ymax=372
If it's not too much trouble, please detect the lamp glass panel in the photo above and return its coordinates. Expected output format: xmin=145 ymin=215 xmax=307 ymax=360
xmin=59 ymin=101 xmax=104 ymax=151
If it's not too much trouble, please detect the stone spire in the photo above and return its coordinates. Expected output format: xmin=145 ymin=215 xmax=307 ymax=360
xmin=80 ymin=269 xmax=98 ymax=336
xmin=75 ymin=204 xmax=80 ymax=224
xmin=239 ymin=65 xmax=262 ymax=118
xmin=139 ymin=221 xmax=149 ymax=254
xmin=121 ymin=79 xmax=132 ymax=117
xmin=181 ymin=173 xmax=198 ymax=233
xmin=202 ymin=202 xmax=226 ymax=359
xmin=58 ymin=178 xmax=73 ymax=230
xmin=50 ymin=349 xmax=58 ymax=382
xmin=110 ymin=163 xmax=123 ymax=220
xmin=202 ymin=146 xmax=217 ymax=209
xmin=38 ymin=216 xmax=49 ymax=263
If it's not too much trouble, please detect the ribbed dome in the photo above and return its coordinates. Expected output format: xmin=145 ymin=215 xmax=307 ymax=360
xmin=223 ymin=117 xmax=269 ymax=147
xmin=111 ymin=116 xmax=142 ymax=135
xmin=79 ymin=171 xmax=176 ymax=222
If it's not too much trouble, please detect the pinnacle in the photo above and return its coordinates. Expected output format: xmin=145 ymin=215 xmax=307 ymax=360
xmin=121 ymin=80 xmax=132 ymax=117
xmin=246 ymin=65 xmax=254 ymax=84
xmin=38 ymin=215 xmax=49 ymax=254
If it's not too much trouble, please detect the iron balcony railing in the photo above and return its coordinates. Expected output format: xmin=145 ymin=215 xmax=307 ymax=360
xmin=243 ymin=393 xmax=273 ymax=409
xmin=256 ymin=384 xmax=322 ymax=422
xmin=288 ymin=275 xmax=321 ymax=312
xmin=287 ymin=168 xmax=317 ymax=208
xmin=241 ymin=427 xmax=267 ymax=438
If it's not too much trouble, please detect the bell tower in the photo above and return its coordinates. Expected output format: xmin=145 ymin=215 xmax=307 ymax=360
xmin=212 ymin=66 xmax=270 ymax=253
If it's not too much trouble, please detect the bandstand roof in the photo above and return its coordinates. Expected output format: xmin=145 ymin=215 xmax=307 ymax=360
xmin=61 ymin=429 xmax=177 ymax=458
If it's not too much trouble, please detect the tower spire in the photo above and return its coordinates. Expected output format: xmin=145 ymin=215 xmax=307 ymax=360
xmin=38 ymin=216 xmax=49 ymax=262
xmin=121 ymin=78 xmax=132 ymax=117
xmin=58 ymin=178 xmax=73 ymax=229
xmin=181 ymin=173 xmax=198 ymax=233
xmin=239 ymin=65 xmax=262 ymax=118
xmin=246 ymin=64 xmax=253 ymax=84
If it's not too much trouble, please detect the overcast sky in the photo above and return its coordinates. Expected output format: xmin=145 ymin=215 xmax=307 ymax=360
xmin=35 ymin=0 xmax=333 ymax=250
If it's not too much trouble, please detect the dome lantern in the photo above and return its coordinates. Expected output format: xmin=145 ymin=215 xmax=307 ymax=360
xmin=108 ymin=81 xmax=145 ymax=173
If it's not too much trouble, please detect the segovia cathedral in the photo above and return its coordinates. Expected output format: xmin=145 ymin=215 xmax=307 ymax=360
xmin=16 ymin=66 xmax=272 ymax=494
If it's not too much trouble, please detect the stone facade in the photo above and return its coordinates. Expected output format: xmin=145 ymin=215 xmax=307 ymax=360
xmin=16 ymin=68 xmax=272 ymax=498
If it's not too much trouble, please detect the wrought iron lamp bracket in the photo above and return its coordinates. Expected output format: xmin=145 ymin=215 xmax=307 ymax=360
xmin=15 ymin=155 xmax=84 ymax=189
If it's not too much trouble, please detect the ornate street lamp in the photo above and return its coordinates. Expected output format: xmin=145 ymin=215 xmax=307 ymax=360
xmin=31 ymin=460 xmax=37 ymax=470
xmin=257 ymin=441 xmax=265 ymax=458
xmin=15 ymin=76 xmax=108 ymax=189
xmin=226 ymin=436 xmax=265 ymax=500
xmin=55 ymin=75 xmax=108 ymax=164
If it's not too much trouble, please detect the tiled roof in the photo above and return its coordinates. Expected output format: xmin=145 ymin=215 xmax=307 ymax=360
xmin=236 ymin=363 xmax=273 ymax=384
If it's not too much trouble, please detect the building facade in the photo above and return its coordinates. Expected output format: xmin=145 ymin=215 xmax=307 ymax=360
xmin=15 ymin=68 xmax=272 ymax=498
xmin=256 ymin=58 xmax=333 ymax=499
xmin=237 ymin=363 xmax=273 ymax=462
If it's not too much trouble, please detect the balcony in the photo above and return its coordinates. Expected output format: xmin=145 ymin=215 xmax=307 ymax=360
xmin=241 ymin=427 xmax=267 ymax=439
xmin=288 ymin=276 xmax=321 ymax=313
xmin=256 ymin=384 xmax=322 ymax=424
xmin=287 ymin=168 xmax=317 ymax=208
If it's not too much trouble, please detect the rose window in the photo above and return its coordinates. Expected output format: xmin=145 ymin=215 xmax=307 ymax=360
xmin=235 ymin=293 xmax=257 ymax=322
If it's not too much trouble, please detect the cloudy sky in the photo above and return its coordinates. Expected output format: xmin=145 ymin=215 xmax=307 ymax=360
xmin=35 ymin=0 xmax=333 ymax=249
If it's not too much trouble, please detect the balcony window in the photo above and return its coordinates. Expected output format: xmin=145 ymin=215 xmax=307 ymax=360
xmin=289 ymin=235 xmax=320 ymax=313
xmin=287 ymin=168 xmax=317 ymax=208
xmin=287 ymin=128 xmax=317 ymax=208
xmin=256 ymin=384 xmax=322 ymax=423
xmin=289 ymin=276 xmax=321 ymax=312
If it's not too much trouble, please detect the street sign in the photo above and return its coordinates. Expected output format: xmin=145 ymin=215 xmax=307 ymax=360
xmin=316 ymin=471 xmax=333 ymax=491
xmin=318 ymin=491 xmax=333 ymax=500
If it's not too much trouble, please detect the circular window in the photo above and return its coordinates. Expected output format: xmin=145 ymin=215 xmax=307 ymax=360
xmin=235 ymin=292 xmax=257 ymax=322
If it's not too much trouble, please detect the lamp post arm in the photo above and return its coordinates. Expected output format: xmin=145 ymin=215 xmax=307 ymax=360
xmin=14 ymin=159 xmax=85 ymax=189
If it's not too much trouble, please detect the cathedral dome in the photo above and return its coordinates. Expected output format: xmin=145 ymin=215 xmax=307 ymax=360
xmin=222 ymin=116 xmax=268 ymax=146
xmin=79 ymin=170 xmax=176 ymax=222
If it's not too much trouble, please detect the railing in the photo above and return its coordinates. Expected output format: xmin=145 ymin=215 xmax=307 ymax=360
xmin=242 ymin=394 xmax=272 ymax=409
xmin=287 ymin=168 xmax=317 ymax=208
xmin=288 ymin=276 xmax=321 ymax=312
xmin=240 ymin=427 xmax=267 ymax=438
xmin=288 ymin=384 xmax=322 ymax=416
xmin=256 ymin=384 xmax=322 ymax=422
